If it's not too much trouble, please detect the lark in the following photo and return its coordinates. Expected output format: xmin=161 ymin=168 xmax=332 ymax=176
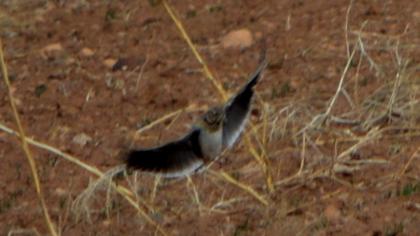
xmin=125 ymin=59 xmax=268 ymax=178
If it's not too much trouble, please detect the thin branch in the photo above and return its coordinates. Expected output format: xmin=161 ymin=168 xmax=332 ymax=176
xmin=208 ymin=170 xmax=269 ymax=206
xmin=0 ymin=39 xmax=58 ymax=236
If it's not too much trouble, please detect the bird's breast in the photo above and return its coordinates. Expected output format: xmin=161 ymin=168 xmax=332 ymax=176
xmin=198 ymin=128 xmax=223 ymax=160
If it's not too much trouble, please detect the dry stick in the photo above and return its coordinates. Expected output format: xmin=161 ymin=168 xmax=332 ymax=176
xmin=341 ymin=89 xmax=356 ymax=109
xmin=7 ymin=228 xmax=41 ymax=236
xmin=208 ymin=170 xmax=269 ymax=206
xmin=150 ymin=175 xmax=161 ymax=205
xmin=0 ymin=40 xmax=58 ymax=236
xmin=136 ymin=104 xmax=199 ymax=135
xmin=353 ymin=48 xmax=364 ymax=107
xmin=262 ymin=103 xmax=269 ymax=147
xmin=0 ymin=123 xmax=167 ymax=236
xmin=356 ymin=23 xmax=383 ymax=76
xmin=210 ymin=197 xmax=244 ymax=213
xmin=206 ymin=159 xmax=269 ymax=207
xmin=165 ymin=109 xmax=183 ymax=131
xmin=397 ymin=147 xmax=420 ymax=178
xmin=336 ymin=126 xmax=382 ymax=161
xmin=387 ymin=41 xmax=407 ymax=120
xmin=298 ymin=133 xmax=306 ymax=175
xmin=162 ymin=0 xmax=227 ymax=101
xmin=135 ymin=50 xmax=150 ymax=90
xmin=324 ymin=47 xmax=357 ymax=119
xmin=344 ymin=0 xmax=354 ymax=59
xmin=331 ymin=138 xmax=338 ymax=175
xmin=275 ymin=167 xmax=325 ymax=187
xmin=187 ymin=176 xmax=204 ymax=212
xmin=162 ymin=0 xmax=274 ymax=194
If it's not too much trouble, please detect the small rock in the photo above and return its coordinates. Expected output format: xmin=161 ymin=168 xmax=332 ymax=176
xmin=103 ymin=58 xmax=117 ymax=69
xmin=72 ymin=133 xmax=92 ymax=146
xmin=221 ymin=28 xmax=253 ymax=49
xmin=80 ymin=47 xmax=95 ymax=57
xmin=338 ymin=192 xmax=350 ymax=202
xmin=65 ymin=57 xmax=76 ymax=65
xmin=55 ymin=188 xmax=67 ymax=196
xmin=102 ymin=220 xmax=112 ymax=227
xmin=41 ymin=43 xmax=63 ymax=53
xmin=40 ymin=43 xmax=67 ymax=62
xmin=324 ymin=203 xmax=341 ymax=222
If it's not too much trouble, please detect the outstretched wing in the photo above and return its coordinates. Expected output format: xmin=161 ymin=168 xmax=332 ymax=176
xmin=223 ymin=59 xmax=268 ymax=148
xmin=125 ymin=129 xmax=204 ymax=178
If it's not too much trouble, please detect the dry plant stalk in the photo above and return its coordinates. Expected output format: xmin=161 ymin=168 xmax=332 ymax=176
xmin=397 ymin=147 xmax=420 ymax=178
xmin=187 ymin=176 xmax=204 ymax=212
xmin=0 ymin=39 xmax=58 ymax=236
xmin=210 ymin=197 xmax=245 ymax=213
xmin=161 ymin=0 xmax=227 ymax=101
xmin=208 ymin=170 xmax=268 ymax=206
xmin=150 ymin=175 xmax=161 ymax=204
xmin=136 ymin=103 xmax=200 ymax=135
xmin=161 ymin=0 xmax=274 ymax=194
xmin=7 ymin=228 xmax=41 ymax=236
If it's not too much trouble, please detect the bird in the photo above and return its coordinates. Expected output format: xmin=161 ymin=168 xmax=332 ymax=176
xmin=125 ymin=59 xmax=268 ymax=178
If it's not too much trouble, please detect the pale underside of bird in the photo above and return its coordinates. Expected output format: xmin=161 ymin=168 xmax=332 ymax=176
xmin=125 ymin=59 xmax=268 ymax=178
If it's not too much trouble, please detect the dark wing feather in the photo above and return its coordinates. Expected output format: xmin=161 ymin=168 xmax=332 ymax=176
xmin=223 ymin=59 xmax=268 ymax=148
xmin=125 ymin=129 xmax=204 ymax=178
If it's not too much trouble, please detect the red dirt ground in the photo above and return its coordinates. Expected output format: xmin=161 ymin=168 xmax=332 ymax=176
xmin=0 ymin=1 xmax=419 ymax=235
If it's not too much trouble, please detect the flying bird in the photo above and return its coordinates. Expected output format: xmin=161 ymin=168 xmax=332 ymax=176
xmin=125 ymin=59 xmax=268 ymax=178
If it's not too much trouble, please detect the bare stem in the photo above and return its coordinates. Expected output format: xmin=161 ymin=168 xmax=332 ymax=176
xmin=0 ymin=39 xmax=58 ymax=236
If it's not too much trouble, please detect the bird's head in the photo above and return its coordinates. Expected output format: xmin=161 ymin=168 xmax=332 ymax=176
xmin=200 ymin=106 xmax=225 ymax=132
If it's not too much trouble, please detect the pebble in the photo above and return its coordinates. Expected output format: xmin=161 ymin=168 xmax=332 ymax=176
xmin=80 ymin=47 xmax=95 ymax=57
xmin=221 ymin=28 xmax=253 ymax=49
xmin=103 ymin=58 xmax=117 ymax=69
xmin=72 ymin=133 xmax=92 ymax=146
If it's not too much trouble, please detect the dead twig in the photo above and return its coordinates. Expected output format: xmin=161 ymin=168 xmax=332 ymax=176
xmin=0 ymin=39 xmax=58 ymax=236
